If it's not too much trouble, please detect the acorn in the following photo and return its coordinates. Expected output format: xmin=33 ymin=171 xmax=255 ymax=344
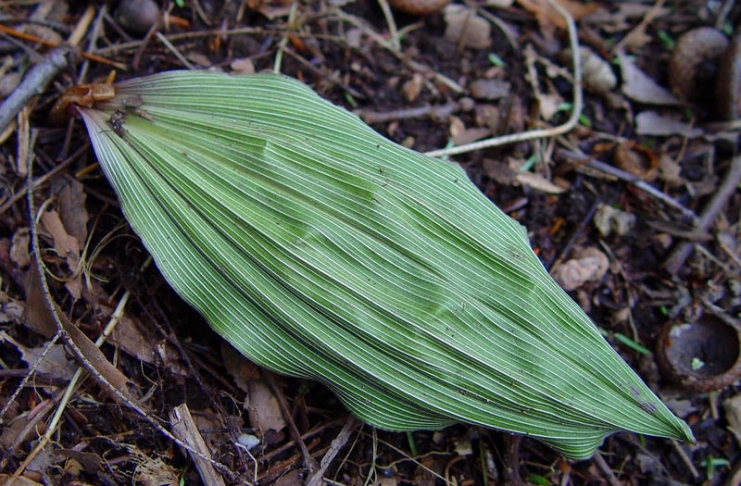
xmin=668 ymin=27 xmax=741 ymax=120
xmin=656 ymin=313 xmax=741 ymax=392
xmin=114 ymin=0 xmax=162 ymax=36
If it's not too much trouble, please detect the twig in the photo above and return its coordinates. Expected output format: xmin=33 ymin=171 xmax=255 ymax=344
xmin=592 ymin=451 xmax=622 ymax=486
xmin=715 ymin=0 xmax=737 ymax=29
xmin=171 ymin=404 xmax=229 ymax=486
xmin=306 ymin=416 xmax=359 ymax=486
xmin=500 ymin=434 xmax=522 ymax=486
xmin=10 ymin=290 xmax=130 ymax=480
xmin=155 ymin=31 xmax=196 ymax=70
xmin=477 ymin=8 xmax=518 ymax=51
xmin=264 ymin=371 xmax=319 ymax=475
xmin=25 ymin=150 xmax=239 ymax=482
xmin=0 ymin=143 xmax=89 ymax=216
xmin=67 ymin=4 xmax=96 ymax=46
xmin=671 ymin=439 xmax=701 ymax=481
xmin=273 ymin=1 xmax=299 ymax=74
xmin=0 ymin=23 xmax=125 ymax=69
xmin=355 ymin=102 xmax=459 ymax=124
xmin=132 ymin=13 xmax=163 ymax=70
xmin=554 ymin=148 xmax=699 ymax=224
xmin=664 ymin=154 xmax=741 ymax=274
xmin=278 ymin=47 xmax=365 ymax=99
xmin=0 ymin=15 xmax=72 ymax=34
xmin=376 ymin=0 xmax=401 ymax=52
xmin=258 ymin=418 xmax=347 ymax=463
xmin=546 ymin=198 xmax=601 ymax=271
xmin=611 ymin=0 xmax=666 ymax=53
xmin=0 ymin=46 xmax=72 ymax=133
xmin=424 ymin=0 xmax=582 ymax=158
xmin=331 ymin=9 xmax=464 ymax=93
xmin=0 ymin=334 xmax=61 ymax=424
xmin=78 ymin=4 xmax=109 ymax=84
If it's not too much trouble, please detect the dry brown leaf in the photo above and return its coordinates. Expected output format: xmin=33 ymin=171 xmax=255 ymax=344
xmin=617 ymin=50 xmax=681 ymax=106
xmin=594 ymin=204 xmax=636 ymax=238
xmin=517 ymin=0 xmax=600 ymax=29
xmin=56 ymin=178 xmax=89 ymax=245
xmin=0 ymin=72 xmax=22 ymax=99
xmin=635 ymin=111 xmax=703 ymax=138
xmin=448 ymin=115 xmax=466 ymax=139
xmin=469 ymin=79 xmax=511 ymax=100
xmin=0 ymin=474 xmax=43 ymax=486
xmin=536 ymin=92 xmax=563 ymax=121
xmin=443 ymin=5 xmax=491 ymax=49
xmin=613 ymin=142 xmax=658 ymax=181
xmin=39 ymin=211 xmax=80 ymax=267
xmin=452 ymin=127 xmax=491 ymax=146
xmin=60 ymin=309 xmax=140 ymax=401
xmin=475 ymin=104 xmax=500 ymax=130
xmin=10 ymin=228 xmax=31 ymax=268
xmin=133 ymin=456 xmax=179 ymax=486
xmin=231 ymin=58 xmax=256 ymax=74
xmin=274 ymin=470 xmax=304 ymax=486
xmin=515 ymin=170 xmax=566 ymax=194
xmin=657 ymin=153 xmax=684 ymax=187
xmin=0 ymin=330 xmax=76 ymax=381
xmin=222 ymin=341 xmax=261 ymax=393
xmin=482 ymin=159 xmax=515 ymax=185
xmin=23 ymin=270 xmax=142 ymax=403
xmin=403 ymin=73 xmax=424 ymax=103
xmin=40 ymin=197 xmax=86 ymax=298
xmin=562 ymin=47 xmax=616 ymax=95
xmin=23 ymin=265 xmax=57 ymax=338
xmin=245 ymin=380 xmax=287 ymax=435
xmin=109 ymin=312 xmax=187 ymax=375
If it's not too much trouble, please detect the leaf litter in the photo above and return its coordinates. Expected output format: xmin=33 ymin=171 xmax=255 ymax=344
xmin=1 ymin=1 xmax=740 ymax=485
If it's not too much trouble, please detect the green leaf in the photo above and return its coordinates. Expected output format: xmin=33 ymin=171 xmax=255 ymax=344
xmin=75 ymin=71 xmax=693 ymax=459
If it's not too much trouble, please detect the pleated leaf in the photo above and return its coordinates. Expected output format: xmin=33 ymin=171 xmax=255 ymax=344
xmin=73 ymin=71 xmax=693 ymax=459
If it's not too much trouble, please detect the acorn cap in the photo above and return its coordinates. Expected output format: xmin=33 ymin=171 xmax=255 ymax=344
xmin=715 ymin=33 xmax=741 ymax=120
xmin=668 ymin=27 xmax=728 ymax=102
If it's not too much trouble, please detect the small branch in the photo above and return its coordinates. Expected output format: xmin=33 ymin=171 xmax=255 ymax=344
xmin=671 ymin=439 xmax=701 ymax=481
xmin=264 ymin=371 xmax=319 ymax=475
xmin=0 ymin=143 xmax=89 ymax=216
xmin=355 ymin=102 xmax=458 ymax=124
xmin=171 ymin=404 xmax=229 ymax=486
xmin=554 ymin=148 xmax=699 ymax=224
xmin=0 ymin=46 xmax=72 ymax=133
xmin=0 ymin=23 xmax=125 ymax=69
xmin=593 ymin=451 xmax=622 ymax=486
xmin=306 ymin=416 xmax=359 ymax=486
xmin=546 ymin=198 xmax=601 ymax=271
xmin=273 ymin=1 xmax=299 ymax=74
xmin=25 ymin=149 xmax=239 ymax=482
xmin=156 ymin=31 xmax=196 ymax=70
xmin=664 ymin=154 xmax=741 ymax=274
xmin=377 ymin=0 xmax=401 ymax=52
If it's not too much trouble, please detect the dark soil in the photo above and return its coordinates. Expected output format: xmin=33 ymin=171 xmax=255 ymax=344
xmin=1 ymin=1 xmax=740 ymax=485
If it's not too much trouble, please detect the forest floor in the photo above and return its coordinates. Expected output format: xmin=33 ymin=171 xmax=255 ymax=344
xmin=1 ymin=0 xmax=740 ymax=485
